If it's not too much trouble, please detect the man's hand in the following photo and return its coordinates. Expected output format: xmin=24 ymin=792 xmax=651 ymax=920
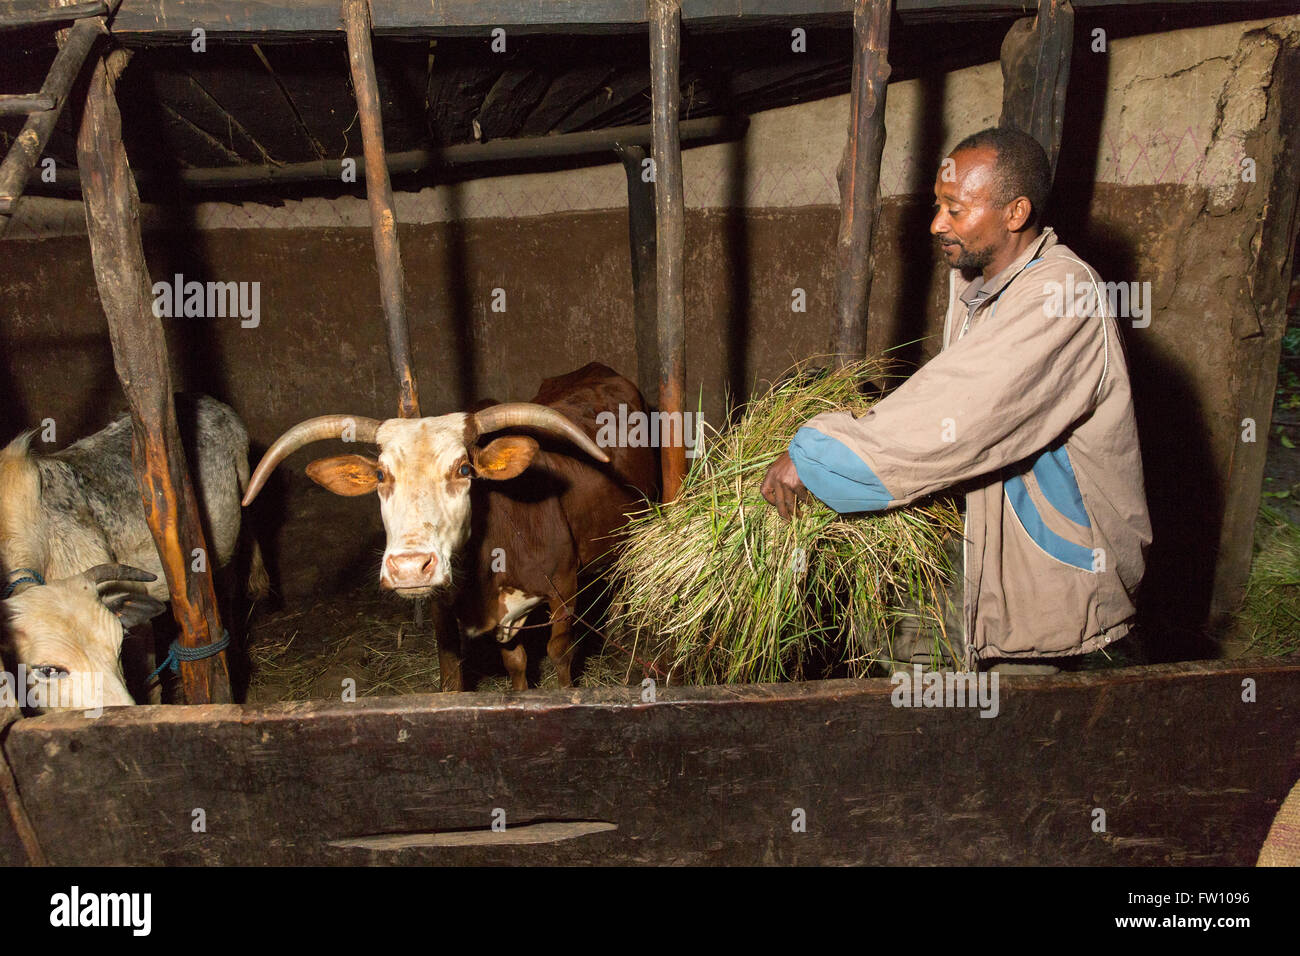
xmin=761 ymin=451 xmax=811 ymax=520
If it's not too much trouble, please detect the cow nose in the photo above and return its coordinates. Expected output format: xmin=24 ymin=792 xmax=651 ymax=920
xmin=384 ymin=551 xmax=438 ymax=587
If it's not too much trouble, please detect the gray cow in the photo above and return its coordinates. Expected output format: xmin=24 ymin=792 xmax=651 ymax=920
xmin=0 ymin=394 xmax=266 ymax=601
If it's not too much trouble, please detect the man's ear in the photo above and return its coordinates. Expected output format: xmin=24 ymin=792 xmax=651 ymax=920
xmin=472 ymin=436 xmax=539 ymax=480
xmin=306 ymin=454 xmax=383 ymax=496
xmin=1006 ymin=195 xmax=1033 ymax=232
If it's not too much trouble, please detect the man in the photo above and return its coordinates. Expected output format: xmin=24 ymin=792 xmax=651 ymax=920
xmin=761 ymin=127 xmax=1151 ymax=669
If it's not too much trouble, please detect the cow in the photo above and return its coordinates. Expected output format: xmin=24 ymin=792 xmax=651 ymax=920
xmin=0 ymin=395 xmax=268 ymax=704
xmin=0 ymin=394 xmax=267 ymax=603
xmin=1 ymin=565 xmax=166 ymax=710
xmin=241 ymin=363 xmax=658 ymax=691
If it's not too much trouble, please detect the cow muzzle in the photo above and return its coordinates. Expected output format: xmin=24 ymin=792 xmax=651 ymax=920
xmin=382 ymin=551 xmax=443 ymax=595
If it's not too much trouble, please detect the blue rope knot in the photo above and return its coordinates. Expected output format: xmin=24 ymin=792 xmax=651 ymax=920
xmin=147 ymin=630 xmax=231 ymax=683
xmin=2 ymin=567 xmax=46 ymax=599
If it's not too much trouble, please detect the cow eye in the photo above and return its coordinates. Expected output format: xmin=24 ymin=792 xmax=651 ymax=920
xmin=374 ymin=469 xmax=385 ymax=482
xmin=458 ymin=463 xmax=473 ymax=478
xmin=32 ymin=665 xmax=69 ymax=680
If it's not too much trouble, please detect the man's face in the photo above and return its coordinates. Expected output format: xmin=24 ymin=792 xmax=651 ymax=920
xmin=930 ymin=146 xmax=1010 ymax=275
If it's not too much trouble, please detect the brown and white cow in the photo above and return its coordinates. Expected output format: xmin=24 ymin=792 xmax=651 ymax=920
xmin=243 ymin=363 xmax=658 ymax=691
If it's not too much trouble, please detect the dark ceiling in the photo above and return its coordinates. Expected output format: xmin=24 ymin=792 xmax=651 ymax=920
xmin=0 ymin=3 xmax=1290 ymax=203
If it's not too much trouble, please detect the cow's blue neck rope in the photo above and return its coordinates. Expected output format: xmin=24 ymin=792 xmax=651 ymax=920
xmin=1 ymin=568 xmax=45 ymax=599
xmin=147 ymin=630 xmax=231 ymax=684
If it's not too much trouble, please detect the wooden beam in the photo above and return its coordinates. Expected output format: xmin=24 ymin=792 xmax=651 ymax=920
xmin=616 ymin=143 xmax=659 ymax=407
xmin=76 ymin=50 xmax=232 ymax=704
xmin=649 ymin=0 xmax=686 ymax=500
xmin=343 ymin=0 xmax=420 ymax=419
xmin=28 ymin=114 xmax=745 ymax=194
xmin=0 ymin=93 xmax=55 ymax=116
xmin=830 ymin=0 xmax=890 ymax=366
xmin=3 ymin=660 xmax=1297 ymax=864
xmin=998 ymin=0 xmax=1074 ymax=179
xmin=0 ymin=16 xmax=103 ymax=219
xmin=97 ymin=1 xmax=1259 ymax=37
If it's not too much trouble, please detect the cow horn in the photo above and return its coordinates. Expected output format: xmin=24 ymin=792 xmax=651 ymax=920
xmin=82 ymin=564 xmax=157 ymax=587
xmin=473 ymin=404 xmax=610 ymax=464
xmin=242 ymin=415 xmax=381 ymax=506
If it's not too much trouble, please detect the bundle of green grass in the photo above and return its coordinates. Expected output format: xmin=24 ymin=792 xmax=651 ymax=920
xmin=1235 ymin=505 xmax=1300 ymax=658
xmin=606 ymin=360 xmax=962 ymax=685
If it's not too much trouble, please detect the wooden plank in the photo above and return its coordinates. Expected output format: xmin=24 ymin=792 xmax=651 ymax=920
xmin=123 ymin=68 xmax=269 ymax=164
xmin=476 ymin=67 xmax=552 ymax=141
xmin=4 ymin=660 xmax=1297 ymax=865
xmin=830 ymin=0 xmax=890 ymax=365
xmin=426 ymin=57 xmax=500 ymax=147
xmin=185 ymin=51 xmax=323 ymax=163
xmin=99 ymin=1 xmax=1260 ymax=36
xmin=650 ymin=0 xmax=686 ymax=501
xmin=518 ymin=62 xmax=614 ymax=136
xmin=617 ymin=143 xmax=659 ymax=406
xmin=251 ymin=42 xmax=353 ymax=158
xmin=0 ymin=708 xmax=44 ymax=865
xmin=998 ymin=0 xmax=1073 ymax=178
xmin=0 ymin=15 xmax=102 ymax=217
xmin=343 ymin=0 xmax=420 ymax=419
xmin=371 ymin=39 xmax=435 ymax=153
xmin=555 ymin=66 xmax=650 ymax=134
xmin=76 ymin=51 xmax=232 ymax=704
xmin=0 ymin=0 xmax=106 ymax=31
xmin=1210 ymin=43 xmax=1300 ymax=621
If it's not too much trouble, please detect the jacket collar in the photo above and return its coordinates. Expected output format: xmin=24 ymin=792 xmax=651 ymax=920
xmin=976 ymin=226 xmax=1057 ymax=301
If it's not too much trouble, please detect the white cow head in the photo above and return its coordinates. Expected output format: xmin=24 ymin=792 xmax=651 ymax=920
xmin=2 ymin=565 xmax=166 ymax=710
xmin=242 ymin=405 xmax=608 ymax=598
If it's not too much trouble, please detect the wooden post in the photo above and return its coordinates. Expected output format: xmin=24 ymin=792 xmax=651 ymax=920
xmin=343 ymin=0 xmax=420 ymax=419
xmin=0 ymin=16 xmax=103 ymax=221
xmin=830 ymin=0 xmax=891 ymax=367
xmin=77 ymin=50 xmax=232 ymax=704
xmin=649 ymin=0 xmax=685 ymax=499
xmin=616 ymin=143 xmax=660 ymax=408
xmin=1210 ymin=44 xmax=1300 ymax=621
xmin=999 ymin=0 xmax=1074 ymax=179
xmin=0 ymin=707 xmax=47 ymax=865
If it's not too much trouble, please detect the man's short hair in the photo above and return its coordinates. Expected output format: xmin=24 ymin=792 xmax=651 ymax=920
xmin=951 ymin=126 xmax=1052 ymax=227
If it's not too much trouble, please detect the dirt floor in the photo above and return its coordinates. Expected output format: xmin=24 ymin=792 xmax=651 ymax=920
xmin=240 ymin=583 xmax=641 ymax=702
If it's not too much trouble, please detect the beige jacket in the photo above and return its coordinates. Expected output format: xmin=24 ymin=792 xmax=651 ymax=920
xmin=789 ymin=228 xmax=1151 ymax=662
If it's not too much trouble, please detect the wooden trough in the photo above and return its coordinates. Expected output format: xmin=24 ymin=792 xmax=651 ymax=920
xmin=2 ymin=658 xmax=1297 ymax=865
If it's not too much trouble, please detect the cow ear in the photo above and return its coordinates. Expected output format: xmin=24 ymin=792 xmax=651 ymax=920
xmin=104 ymin=593 xmax=168 ymax=630
xmin=472 ymin=436 xmax=538 ymax=480
xmin=306 ymin=455 xmax=383 ymax=496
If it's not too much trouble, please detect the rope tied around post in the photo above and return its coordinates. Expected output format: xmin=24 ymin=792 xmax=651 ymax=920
xmin=147 ymin=630 xmax=232 ymax=684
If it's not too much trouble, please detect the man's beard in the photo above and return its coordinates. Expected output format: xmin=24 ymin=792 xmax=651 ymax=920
xmin=944 ymin=239 xmax=995 ymax=274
